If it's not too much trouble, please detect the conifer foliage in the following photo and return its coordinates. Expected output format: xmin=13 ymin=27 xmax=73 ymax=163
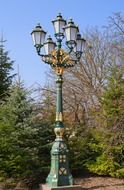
xmin=0 ymin=39 xmax=15 ymax=100
xmin=0 ymin=81 xmax=54 ymax=186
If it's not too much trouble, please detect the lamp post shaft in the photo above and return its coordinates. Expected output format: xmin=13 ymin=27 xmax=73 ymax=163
xmin=56 ymin=74 xmax=63 ymax=122
xmin=46 ymin=73 xmax=73 ymax=187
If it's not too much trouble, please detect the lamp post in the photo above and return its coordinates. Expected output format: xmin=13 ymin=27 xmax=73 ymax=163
xmin=31 ymin=13 xmax=86 ymax=188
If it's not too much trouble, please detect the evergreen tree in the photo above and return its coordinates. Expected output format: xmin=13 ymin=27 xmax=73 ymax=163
xmin=0 ymin=81 xmax=34 ymax=177
xmin=0 ymin=80 xmax=54 ymax=187
xmin=0 ymin=38 xmax=15 ymax=100
xmin=86 ymin=65 xmax=124 ymax=177
xmin=99 ymin=65 xmax=124 ymax=149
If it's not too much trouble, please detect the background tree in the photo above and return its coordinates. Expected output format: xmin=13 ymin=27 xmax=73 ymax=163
xmin=60 ymin=19 xmax=124 ymax=177
xmin=108 ymin=12 xmax=124 ymax=64
xmin=63 ymin=27 xmax=115 ymax=127
xmin=0 ymin=38 xmax=15 ymax=100
xmin=85 ymin=65 xmax=124 ymax=177
xmin=0 ymin=80 xmax=54 ymax=188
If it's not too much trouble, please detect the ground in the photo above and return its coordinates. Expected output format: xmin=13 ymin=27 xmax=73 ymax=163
xmin=75 ymin=177 xmax=124 ymax=190
xmin=0 ymin=177 xmax=124 ymax=189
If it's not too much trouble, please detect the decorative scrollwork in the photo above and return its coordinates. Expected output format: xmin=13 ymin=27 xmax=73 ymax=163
xmin=42 ymin=49 xmax=77 ymax=74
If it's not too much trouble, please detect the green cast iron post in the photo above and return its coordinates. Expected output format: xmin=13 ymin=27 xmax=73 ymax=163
xmin=31 ymin=13 xmax=85 ymax=188
xmin=46 ymin=41 xmax=73 ymax=187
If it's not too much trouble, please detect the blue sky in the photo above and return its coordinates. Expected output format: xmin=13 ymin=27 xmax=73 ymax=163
xmin=0 ymin=0 xmax=124 ymax=87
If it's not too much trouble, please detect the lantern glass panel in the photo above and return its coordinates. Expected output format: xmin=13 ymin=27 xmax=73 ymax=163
xmin=64 ymin=27 xmax=70 ymax=42
xmin=70 ymin=27 xmax=78 ymax=42
xmin=76 ymin=39 xmax=82 ymax=52
xmin=44 ymin=40 xmax=56 ymax=55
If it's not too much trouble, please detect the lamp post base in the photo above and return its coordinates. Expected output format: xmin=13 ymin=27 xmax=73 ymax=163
xmin=46 ymin=137 xmax=73 ymax=187
xmin=40 ymin=185 xmax=82 ymax=190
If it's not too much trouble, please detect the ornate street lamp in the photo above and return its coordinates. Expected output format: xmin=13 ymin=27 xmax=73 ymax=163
xmin=31 ymin=13 xmax=86 ymax=188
